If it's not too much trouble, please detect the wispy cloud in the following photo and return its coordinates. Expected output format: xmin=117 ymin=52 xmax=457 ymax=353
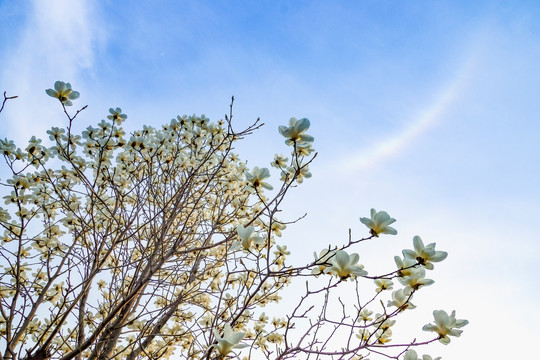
xmin=336 ymin=47 xmax=480 ymax=173
xmin=1 ymin=0 xmax=105 ymax=143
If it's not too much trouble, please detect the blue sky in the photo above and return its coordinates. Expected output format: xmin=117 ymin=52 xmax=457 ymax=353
xmin=1 ymin=1 xmax=539 ymax=358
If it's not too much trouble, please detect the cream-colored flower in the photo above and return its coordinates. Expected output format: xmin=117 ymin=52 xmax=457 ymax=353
xmin=271 ymin=317 xmax=287 ymax=328
xmin=402 ymin=350 xmax=441 ymax=360
xmin=285 ymin=164 xmax=312 ymax=183
xmin=257 ymin=312 xmax=269 ymax=323
xmin=403 ymin=349 xmax=420 ymax=360
xmin=273 ymin=245 xmax=290 ymax=257
xmin=245 ymin=167 xmax=273 ymax=191
xmin=359 ymin=209 xmax=397 ymax=237
xmin=387 ymin=288 xmax=415 ymax=311
xmin=45 ymin=81 xmax=80 ymax=106
xmin=294 ymin=141 xmax=315 ymax=156
xmin=266 ymin=332 xmax=283 ymax=344
xmin=358 ymin=308 xmax=373 ymax=322
xmin=271 ymin=154 xmax=288 ymax=168
xmin=351 ymin=355 xmax=370 ymax=360
xmin=374 ymin=278 xmax=394 ymax=292
xmin=311 ymin=248 xmax=336 ymax=275
xmin=398 ymin=266 xmax=434 ymax=291
xmin=421 ymin=355 xmax=441 ymax=360
xmin=210 ymin=323 xmax=248 ymax=357
xmin=394 ymin=256 xmax=418 ymax=277
xmin=235 ymin=225 xmax=264 ymax=251
xmin=97 ymin=280 xmax=107 ymax=290
xmin=402 ymin=236 xmax=447 ymax=270
xmin=376 ymin=329 xmax=392 ymax=344
xmin=278 ymin=117 xmax=314 ymax=146
xmin=271 ymin=221 xmax=286 ymax=237
xmin=323 ymin=250 xmax=367 ymax=280
xmin=199 ymin=313 xmax=214 ymax=327
xmin=403 ymin=351 xmax=441 ymax=360
xmin=107 ymin=107 xmax=127 ymax=124
xmin=422 ymin=310 xmax=468 ymax=344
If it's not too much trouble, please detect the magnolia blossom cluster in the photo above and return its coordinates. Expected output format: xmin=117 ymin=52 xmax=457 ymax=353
xmin=244 ymin=117 xmax=315 ymax=194
xmin=271 ymin=117 xmax=315 ymax=183
xmin=308 ymin=207 xmax=467 ymax=358
xmin=0 ymin=82 xmax=467 ymax=360
xmin=312 ymin=248 xmax=367 ymax=280
xmin=0 ymin=83 xmax=317 ymax=360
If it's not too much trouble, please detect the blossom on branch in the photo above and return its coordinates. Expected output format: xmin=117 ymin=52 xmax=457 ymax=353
xmin=245 ymin=166 xmax=273 ymax=191
xmin=270 ymin=221 xmax=286 ymax=237
xmin=294 ymin=141 xmax=315 ymax=156
xmin=358 ymin=308 xmax=373 ymax=322
xmin=271 ymin=154 xmax=288 ymax=168
xmin=387 ymin=288 xmax=416 ymax=311
xmin=311 ymin=248 xmax=336 ymax=275
xmin=403 ymin=349 xmax=420 ymax=360
xmin=278 ymin=117 xmax=314 ymax=146
xmin=323 ymin=250 xmax=367 ymax=280
xmin=374 ymin=278 xmax=394 ymax=292
xmin=210 ymin=323 xmax=248 ymax=357
xmin=285 ymin=164 xmax=312 ymax=183
xmin=359 ymin=208 xmax=397 ymax=237
xmin=45 ymin=81 xmax=80 ymax=106
xmin=0 ymin=81 xmax=468 ymax=360
xmin=398 ymin=266 xmax=434 ymax=291
xmin=107 ymin=107 xmax=127 ymax=124
xmin=402 ymin=236 xmax=447 ymax=270
xmin=403 ymin=349 xmax=441 ymax=360
xmin=423 ymin=310 xmax=469 ymax=344
xmin=394 ymin=256 xmax=418 ymax=277
xmin=234 ymin=225 xmax=264 ymax=251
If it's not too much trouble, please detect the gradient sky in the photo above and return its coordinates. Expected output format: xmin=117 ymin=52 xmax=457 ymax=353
xmin=1 ymin=1 xmax=539 ymax=358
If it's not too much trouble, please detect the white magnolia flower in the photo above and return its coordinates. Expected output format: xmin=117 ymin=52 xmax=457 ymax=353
xmin=45 ymin=81 xmax=80 ymax=106
xmin=358 ymin=308 xmax=373 ymax=322
xmin=402 ymin=236 xmax=447 ymax=270
xmin=422 ymin=355 xmax=441 ymax=360
xmin=398 ymin=266 xmax=434 ymax=291
xmin=210 ymin=323 xmax=248 ymax=357
xmin=387 ymin=288 xmax=415 ymax=311
xmin=270 ymin=221 xmax=286 ymax=237
xmin=359 ymin=209 xmax=397 ymax=237
xmin=422 ymin=310 xmax=469 ymax=344
xmin=403 ymin=350 xmax=440 ymax=360
xmin=403 ymin=350 xmax=420 ymax=360
xmin=394 ymin=256 xmax=418 ymax=277
xmin=376 ymin=328 xmax=392 ymax=344
xmin=323 ymin=250 xmax=367 ymax=280
xmin=245 ymin=167 xmax=273 ymax=191
xmin=271 ymin=153 xmax=289 ymax=168
xmin=374 ymin=278 xmax=394 ymax=292
xmin=199 ymin=313 xmax=214 ymax=327
xmin=375 ymin=314 xmax=396 ymax=330
xmin=294 ymin=141 xmax=315 ymax=156
xmin=285 ymin=164 xmax=312 ymax=183
xmin=235 ymin=225 xmax=264 ymax=251
xmin=351 ymin=355 xmax=370 ymax=360
xmin=273 ymin=245 xmax=290 ymax=257
xmin=107 ymin=107 xmax=127 ymax=124
xmin=278 ymin=117 xmax=314 ymax=146
xmin=311 ymin=248 xmax=336 ymax=275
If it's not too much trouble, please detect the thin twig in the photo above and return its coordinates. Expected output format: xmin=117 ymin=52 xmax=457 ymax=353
xmin=0 ymin=91 xmax=18 ymax=114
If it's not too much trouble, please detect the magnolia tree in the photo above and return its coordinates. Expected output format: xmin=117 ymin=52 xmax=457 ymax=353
xmin=0 ymin=84 xmax=467 ymax=360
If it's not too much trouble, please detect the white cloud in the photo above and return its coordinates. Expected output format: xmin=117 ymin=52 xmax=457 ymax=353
xmin=0 ymin=0 xmax=105 ymax=144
